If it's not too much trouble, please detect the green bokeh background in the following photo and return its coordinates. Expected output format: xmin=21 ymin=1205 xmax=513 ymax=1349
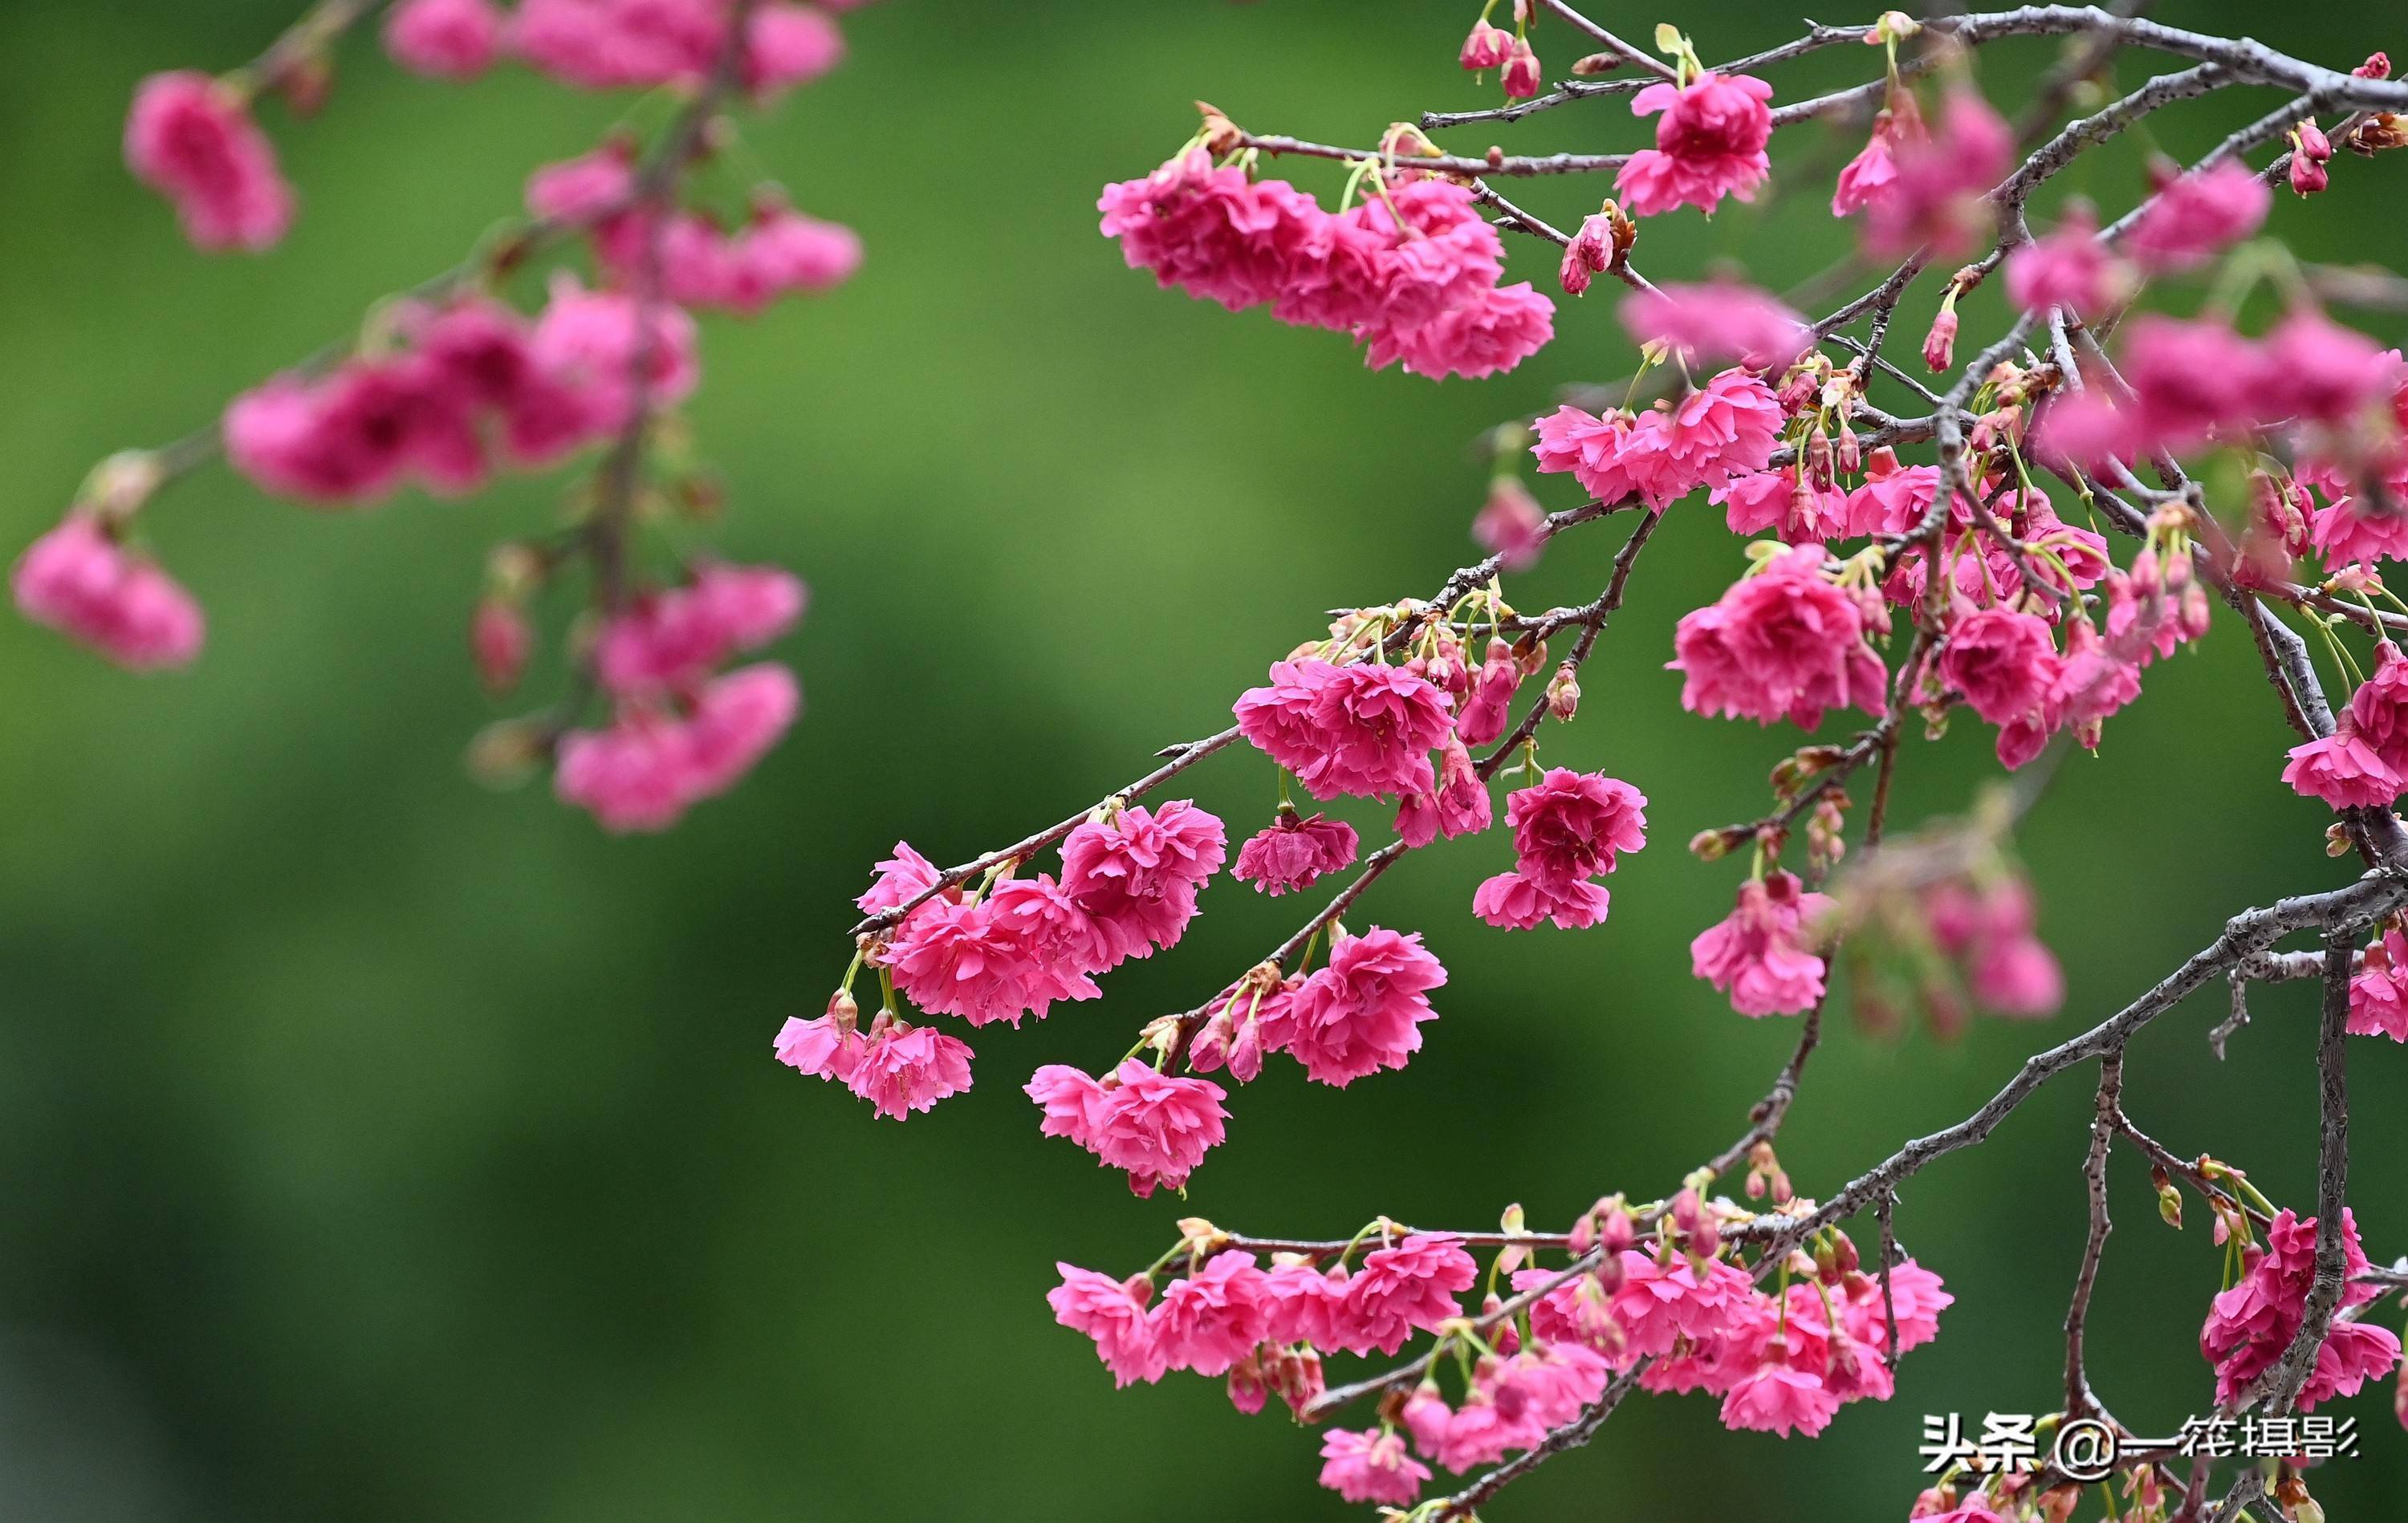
xmin=2 ymin=2 xmax=2404 ymax=1518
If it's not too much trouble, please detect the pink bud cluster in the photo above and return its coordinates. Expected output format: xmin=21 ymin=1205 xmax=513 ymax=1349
xmin=1098 ymin=154 xmax=1555 ymax=380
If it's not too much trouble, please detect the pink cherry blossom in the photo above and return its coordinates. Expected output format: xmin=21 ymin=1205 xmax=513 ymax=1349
xmin=1049 ymin=1265 xmax=1165 ymax=1387
xmin=1235 ymin=659 xmax=1454 ymax=800
xmin=1263 ymin=926 xmax=1446 ymax=1086
xmin=1473 ymin=477 xmax=1548 ymax=571
xmin=1608 ymin=1249 xmax=1755 ymax=1356
xmin=124 ymin=71 xmax=295 ymax=253
xmin=1473 ymin=870 xmax=1613 ymax=931
xmin=526 ymin=140 xmax=638 ymax=224
xmin=1059 ymin=799 xmax=1228 ymax=965
xmin=2256 ymin=308 xmax=2400 ymax=424
xmin=12 ymin=513 xmax=206 ymax=671
xmin=742 ymin=2 xmax=848 ymax=100
xmin=2126 ymin=160 xmax=2272 ymax=272
xmin=2349 ymin=644 xmax=2408 ymax=780
xmin=2353 ymin=928 xmax=2408 ymax=1038
xmin=1505 ymin=769 xmax=1647 ymax=886
xmin=2002 ymin=205 xmax=2133 ymax=317
xmin=1317 ymin=1428 xmax=1430 ymax=1506
xmin=843 ymin=1016 xmax=974 ymax=1120
xmin=1832 ymin=106 xmax=1916 ymax=216
xmin=1844 ymin=450 xmax=1941 ymax=537
xmin=855 ymin=840 xmax=942 ymax=915
xmin=1454 ymin=639 xmax=1523 ymax=748
xmin=594 ymin=561 xmax=807 ymax=696
xmin=1941 ymin=608 xmax=2060 ymax=726
xmin=1027 ymin=1059 xmax=1230 ymax=1197
xmin=1458 ymin=21 xmax=1514 ymax=71
xmin=1691 ymin=870 xmax=1836 ymax=1017
xmin=1234 ymin=810 xmax=1360 ymax=896
xmin=1619 ymin=279 xmax=1810 ymax=368
xmin=1670 ymin=544 xmax=1887 ymax=729
xmin=529 ymin=273 xmax=702 ymax=433
xmin=1863 ymin=87 xmax=2012 ymax=258
xmin=2202 ymin=1208 xmax=2400 ymax=1407
xmin=1615 ymin=72 xmax=1775 ymax=217
xmin=2282 ymin=720 xmax=2403 ymax=809
xmin=384 ymin=0 xmax=506 ymax=78
xmin=1374 ymin=282 xmax=1557 ymax=382
xmin=1338 ymin=1233 xmax=1476 ymax=1354
xmin=1715 ymin=469 xmax=1849 ymax=542
xmin=1150 ymin=1251 xmax=1267 ymax=1371
xmin=1395 ymin=733 xmax=1491 ymax=847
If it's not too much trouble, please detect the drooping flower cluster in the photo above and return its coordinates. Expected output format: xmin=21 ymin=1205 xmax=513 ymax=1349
xmin=225 ymin=288 xmax=691 ymax=508
xmin=2199 ymin=1208 xmax=2401 ymax=1408
xmin=1531 ymin=367 xmax=1785 ymax=510
xmin=1692 ymin=869 xmax=1837 ymax=1016
xmin=2347 ymin=921 xmax=2408 ymax=1040
xmin=1233 ymin=807 xmax=1361 ymax=896
xmin=1475 ymin=769 xmax=1649 ymax=930
xmin=1027 ymin=1059 xmax=1230 ymax=1196
xmin=2285 ymin=640 xmax=2408 ymax=809
xmin=774 ymin=1000 xmax=974 ymax=1120
xmin=553 ymin=562 xmax=807 ymax=830
xmin=1100 ymin=153 xmax=1555 ymax=380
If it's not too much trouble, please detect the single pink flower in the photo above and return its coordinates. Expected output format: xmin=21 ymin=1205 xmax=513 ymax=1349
xmin=682 ymin=661 xmax=799 ymax=799
xmin=1473 ymin=477 xmax=1548 ymax=571
xmin=1691 ymin=870 xmax=1836 ymax=1016
xmin=525 ymin=140 xmax=638 ymax=224
xmin=124 ymin=71 xmax=295 ymax=253
xmin=2282 ymin=721 xmax=2403 ymax=809
xmin=1049 ymin=1265 xmax=1165 ymax=1387
xmin=856 ymin=840 xmax=942 ymax=915
xmin=2256 ymin=308 xmax=2400 ymax=424
xmin=1263 ymin=926 xmax=1446 ymax=1086
xmin=384 ymin=0 xmax=505 ymax=78
xmin=1714 ymin=469 xmax=1849 ymax=542
xmin=1034 ymin=1058 xmax=1229 ymax=1198
xmin=1670 ymin=544 xmax=1887 ymax=729
xmin=1863 ymin=87 xmax=2012 ymax=258
xmin=2126 ymin=160 xmax=2272 ymax=273
xmin=2003 ymin=205 xmax=2133 ymax=318
xmin=1843 ymin=449 xmax=1940 ymax=537
xmin=1615 ymin=72 xmax=1775 ymax=217
xmin=1501 ymin=38 xmax=1544 ymax=100
xmin=1235 ymin=659 xmax=1454 ymax=801
xmin=773 ymin=1006 xmax=865 ymax=1084
xmin=1505 ymin=769 xmax=1648 ymax=887
xmin=1619 ymin=278 xmax=1810 ymax=368
xmin=1473 ymin=870 xmax=1613 ymax=931
xmin=1608 ymin=1249 xmax=1755 ymax=1356
xmin=742 ymin=2 xmax=847 ymax=101
xmin=1454 ymin=639 xmax=1524 ymax=747
xmin=1832 ymin=106 xmax=1917 ymax=216
xmin=1458 ymin=20 xmax=1514 ymax=71
xmin=594 ymin=561 xmax=807 ymax=697
xmin=529 ymin=273 xmax=702 ymax=434
xmin=12 ymin=514 xmax=206 ymax=671
xmin=1234 ymin=809 xmax=1360 ymax=896
xmin=1317 ymin=1428 xmax=1430 ymax=1506
xmin=1337 ymin=1233 xmax=1476 ymax=1354
xmin=1098 ymin=149 xmax=1319 ymax=314
xmin=1150 ymin=1251 xmax=1267 ymax=1371
xmin=2349 ymin=644 xmax=2408 ymax=781
xmin=843 ymin=1017 xmax=974 ymax=1120
xmin=1372 ymin=281 xmax=1556 ymax=381
xmin=1059 ymin=799 xmax=1227 ymax=965
xmin=1941 ymin=608 xmax=2060 ymax=726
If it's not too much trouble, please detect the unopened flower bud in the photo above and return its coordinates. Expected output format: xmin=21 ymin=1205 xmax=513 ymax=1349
xmin=1922 ymin=306 xmax=1959 ymax=373
xmin=466 ymin=717 xmax=549 ymax=787
xmin=1503 ymin=38 xmax=1543 ymax=100
xmin=1569 ymin=51 xmax=1621 ymax=76
xmin=2179 ymin=581 xmax=2211 ymax=640
xmin=1830 ymin=1230 xmax=1860 ymax=1276
xmin=2357 ymin=51 xmax=2392 ymax=80
xmin=1459 ymin=20 xmax=1514 ymax=71
xmin=2292 ymin=149 xmax=2329 ymax=197
xmin=1689 ymin=827 xmax=1734 ymax=862
xmin=1545 ymin=662 xmax=1580 ymax=720
xmin=471 ymin=598 xmax=531 ymax=695
xmin=1836 ymin=420 xmax=1862 ymax=476
xmin=2153 ymin=1166 xmax=2183 ymax=1229
xmin=827 ymin=987 xmax=860 ymax=1030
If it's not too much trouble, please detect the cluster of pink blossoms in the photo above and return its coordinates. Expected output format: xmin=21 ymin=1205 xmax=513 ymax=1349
xmin=2200 ymin=1208 xmax=2401 ymax=1408
xmin=226 ymin=287 xmax=694 ymax=508
xmin=391 ymin=0 xmax=851 ymax=100
xmin=2347 ymin=921 xmax=2408 ymax=1041
xmin=1099 ymin=154 xmax=1554 ymax=380
xmin=1531 ymin=367 xmax=1786 ymax=510
xmin=125 ymin=2 xmax=862 ymax=259
xmin=2283 ymin=642 xmax=2408 ymax=810
xmin=1474 ymin=769 xmax=1648 ymax=930
xmin=779 ymin=802 xmax=1231 ymax=1118
xmin=552 ymin=562 xmax=806 ymax=830
xmin=527 ymin=142 xmax=862 ymax=314
xmin=1054 ymin=1208 xmax=1948 ymax=1509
